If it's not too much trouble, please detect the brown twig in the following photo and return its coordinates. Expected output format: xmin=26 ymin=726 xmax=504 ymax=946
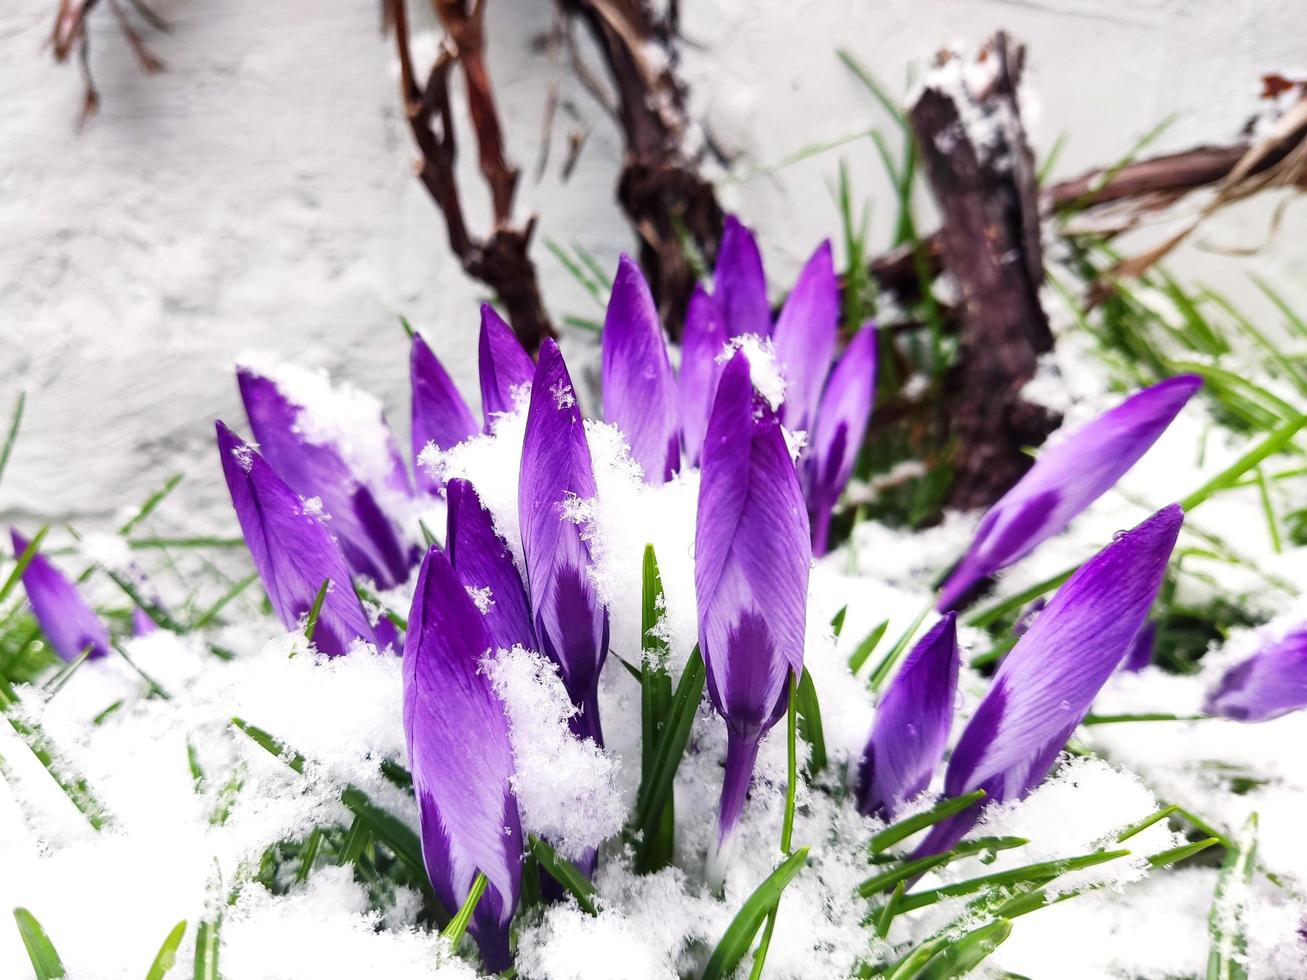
xmin=51 ymin=0 xmax=165 ymax=123
xmin=388 ymin=0 xmax=554 ymax=351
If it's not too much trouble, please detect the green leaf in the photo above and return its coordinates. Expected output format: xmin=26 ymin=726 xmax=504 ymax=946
xmin=0 ymin=393 xmax=25 ymax=490
xmin=847 ymin=619 xmax=889 ymax=673
xmin=303 ymin=578 xmax=332 ymax=644
xmin=869 ymin=790 xmax=987 ymax=854
xmin=634 ymin=648 xmax=705 ymax=832
xmin=193 ymin=916 xmax=220 ymax=980
xmin=528 ymin=836 xmax=598 ymax=915
xmin=1208 ymin=814 xmax=1257 ymax=980
xmin=0 ymin=526 xmax=49 ymax=609
xmin=702 ymin=848 xmax=810 ymax=980
xmin=190 ymin=573 xmax=261 ymax=630
xmin=13 ymin=907 xmax=65 ymax=979
xmin=914 ymin=918 xmax=1013 ymax=980
xmin=1150 ymin=837 xmax=1220 ymax=869
xmin=119 ymin=473 xmax=184 ymax=536
xmin=1115 ymin=805 xmax=1179 ymax=842
xmin=795 ymin=669 xmax=827 ymax=775
xmin=144 ymin=919 xmax=187 ymax=980
xmin=892 ymin=848 xmax=1130 ymax=914
xmin=1180 ymin=415 xmax=1307 ymax=513
xmin=441 ymin=872 xmax=487 ymax=946
xmin=636 ymin=545 xmax=675 ymax=871
xmin=965 ymin=566 xmax=1076 ymax=629
xmin=830 ymin=605 xmax=849 ymax=637
xmin=858 ymin=837 xmax=1028 ymax=897
xmin=869 ymin=599 xmax=933 ymax=691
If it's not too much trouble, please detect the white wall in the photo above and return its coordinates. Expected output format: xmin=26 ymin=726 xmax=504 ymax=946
xmin=1 ymin=0 xmax=1303 ymax=536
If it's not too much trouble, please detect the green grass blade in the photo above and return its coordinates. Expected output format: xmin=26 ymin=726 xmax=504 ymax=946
xmin=144 ymin=919 xmax=187 ymax=980
xmin=893 ymin=849 xmax=1130 ymax=914
xmin=1208 ymin=815 xmax=1257 ymax=980
xmin=869 ymin=790 xmax=987 ymax=854
xmin=119 ymin=473 xmax=184 ymax=536
xmin=0 ymin=526 xmax=49 ymax=608
xmin=966 ymin=566 xmax=1076 ymax=629
xmin=795 ymin=668 xmax=827 ymax=775
xmin=190 ymin=572 xmax=261 ymax=630
xmin=637 ymin=545 xmax=675 ymax=870
xmin=1148 ymin=837 xmax=1220 ymax=869
xmin=1180 ymin=415 xmax=1307 ymax=512
xmin=441 ymin=872 xmax=487 ymax=946
xmin=13 ymin=908 xmax=66 ymax=979
xmin=868 ymin=598 xmax=933 ymax=691
xmin=702 ymin=848 xmax=810 ymax=980
xmin=858 ymin=837 xmax=1028 ymax=897
xmin=915 ymin=918 xmax=1013 ymax=980
xmin=836 ymin=50 xmax=908 ymax=133
xmin=634 ymin=647 xmax=705 ymax=831
xmin=528 ymin=836 xmax=598 ymax=915
xmin=830 ymin=605 xmax=848 ymax=638
xmin=303 ymin=579 xmax=331 ymax=644
xmin=0 ymin=392 xmax=25 ymax=490
xmin=1115 ymin=805 xmax=1179 ymax=843
xmin=192 ymin=916 xmax=219 ymax=980
xmin=848 ymin=618 xmax=890 ymax=673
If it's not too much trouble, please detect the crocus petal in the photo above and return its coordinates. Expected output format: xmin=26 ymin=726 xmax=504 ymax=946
xmin=479 ymin=304 xmax=536 ymax=427
xmin=772 ymin=240 xmax=838 ymax=432
xmin=857 ymin=613 xmax=958 ymax=820
xmin=518 ymin=340 xmax=609 ymax=743
xmin=410 ymin=333 xmax=478 ymax=494
xmin=695 ymin=349 xmax=811 ymax=845
xmin=806 ymin=324 xmax=877 ymax=556
xmin=131 ymin=607 xmax=158 ymax=637
xmin=1205 ymin=626 xmax=1307 ymax=722
xmin=917 ymin=504 xmax=1182 ymax=857
xmin=446 ymin=478 xmax=535 ymax=654
xmin=404 ymin=545 xmax=522 ymax=971
xmin=237 ymin=368 xmax=415 ymax=589
xmin=714 ymin=215 xmax=770 ymax=338
xmin=937 ymin=375 xmax=1201 ymax=610
xmin=601 ymin=254 xmax=680 ymax=484
xmin=679 ymin=285 xmax=726 ymax=467
xmin=10 ymin=529 xmax=110 ymax=662
xmin=1121 ymin=620 xmax=1156 ymax=673
xmin=215 ymin=421 xmax=377 ymax=656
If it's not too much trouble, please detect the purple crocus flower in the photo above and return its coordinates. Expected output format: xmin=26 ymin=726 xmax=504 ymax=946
xmin=404 ymin=545 xmax=522 ymax=971
xmin=714 ymin=215 xmax=771 ymax=338
xmin=937 ymin=375 xmax=1201 ymax=611
xmin=1205 ymin=626 xmax=1307 ymax=722
xmin=695 ymin=349 xmax=811 ymax=848
xmin=679 ymin=285 xmax=726 ymax=467
xmin=131 ymin=606 xmax=158 ymax=637
xmin=446 ymin=477 xmax=535 ymax=654
xmin=857 ymin=613 xmax=958 ymax=821
xmin=10 ymin=529 xmax=110 ymax=662
xmin=410 ymin=332 xmax=478 ymax=494
xmin=216 ymin=421 xmax=377 ymax=656
xmin=479 ymin=304 xmax=536 ymax=425
xmin=237 ymin=368 xmax=415 ymax=590
xmin=915 ymin=504 xmax=1183 ymax=857
xmin=805 ymin=325 xmax=878 ymax=556
xmin=601 ymin=255 xmax=680 ymax=484
xmin=518 ymin=340 xmax=609 ymax=744
xmin=771 ymin=240 xmax=838 ymax=433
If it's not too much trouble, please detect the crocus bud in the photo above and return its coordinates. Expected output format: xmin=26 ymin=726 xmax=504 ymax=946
xmin=805 ymin=324 xmax=877 ymax=556
xmin=237 ymin=367 xmax=415 ymax=589
xmin=679 ymin=286 xmax=726 ymax=467
xmin=478 ymin=305 xmax=535 ymax=426
xmin=1205 ymin=626 xmax=1307 ymax=722
xmin=518 ymin=341 xmax=609 ymax=744
xmin=215 ymin=421 xmax=376 ymax=656
xmin=695 ymin=349 xmax=811 ymax=849
xmin=446 ymin=478 xmax=534 ymax=654
xmin=10 ymin=529 xmax=110 ymax=662
xmin=938 ymin=376 xmax=1200 ymax=611
xmin=404 ymin=546 xmax=522 ymax=971
xmin=410 ymin=332 xmax=478 ymax=494
xmin=772 ymin=240 xmax=838 ymax=434
xmin=915 ymin=505 xmax=1182 ymax=857
xmin=857 ymin=613 xmax=958 ymax=820
xmin=714 ymin=215 xmax=771 ymax=338
xmin=601 ymin=255 xmax=680 ymax=484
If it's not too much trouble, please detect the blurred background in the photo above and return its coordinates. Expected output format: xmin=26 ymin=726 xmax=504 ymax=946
xmin=1 ymin=0 xmax=1304 ymax=537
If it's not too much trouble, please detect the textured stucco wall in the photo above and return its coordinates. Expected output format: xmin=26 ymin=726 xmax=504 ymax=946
xmin=1 ymin=0 xmax=1303 ymax=535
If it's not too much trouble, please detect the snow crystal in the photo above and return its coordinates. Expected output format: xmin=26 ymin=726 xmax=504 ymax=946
xmin=465 ymin=585 xmax=495 ymax=613
xmin=717 ymin=334 xmax=787 ymax=410
xmin=487 ymin=646 xmax=626 ymax=861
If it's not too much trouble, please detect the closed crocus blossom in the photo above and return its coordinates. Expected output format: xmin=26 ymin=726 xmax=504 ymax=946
xmin=679 ymin=285 xmax=726 ymax=467
xmin=446 ymin=478 xmax=534 ymax=654
xmin=937 ymin=375 xmax=1201 ymax=610
xmin=714 ymin=215 xmax=770 ymax=338
xmin=404 ymin=545 xmax=522 ymax=971
xmin=1205 ymin=626 xmax=1307 ymax=722
xmin=915 ymin=504 xmax=1183 ymax=858
xmin=696 ymin=349 xmax=811 ymax=848
xmin=237 ymin=368 xmax=415 ymax=589
xmin=410 ymin=332 xmax=478 ymax=494
xmin=858 ymin=613 xmax=958 ymax=820
xmin=216 ymin=421 xmax=376 ymax=656
xmin=518 ymin=340 xmax=609 ymax=743
xmin=602 ymin=254 xmax=680 ymax=484
xmin=1122 ymin=621 xmax=1157 ymax=673
xmin=10 ymin=529 xmax=110 ymax=662
xmin=806 ymin=324 xmax=877 ymax=556
xmin=478 ymin=304 xmax=535 ymax=426
xmin=771 ymin=240 xmax=838 ymax=433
